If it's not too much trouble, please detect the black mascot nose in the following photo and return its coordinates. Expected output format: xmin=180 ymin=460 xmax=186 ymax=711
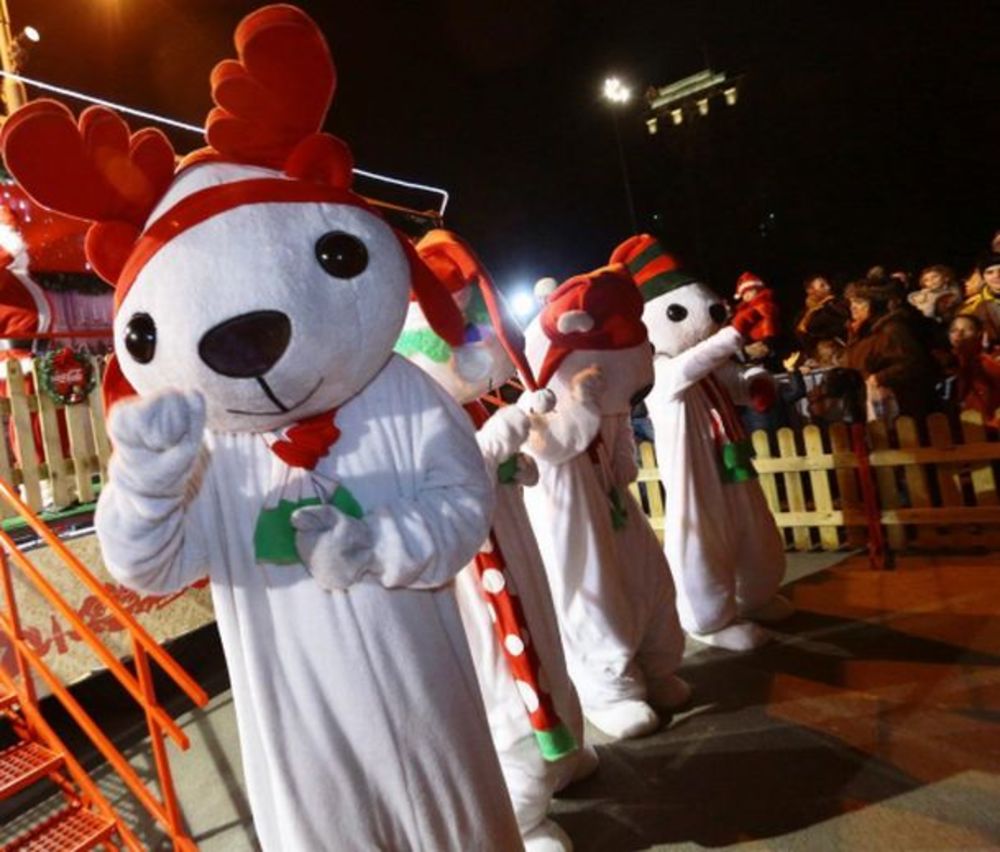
xmin=199 ymin=310 xmax=292 ymax=378
xmin=709 ymin=303 xmax=728 ymax=324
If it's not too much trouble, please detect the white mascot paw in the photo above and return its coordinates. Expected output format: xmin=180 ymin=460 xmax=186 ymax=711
xmin=108 ymin=389 xmax=206 ymax=498
xmin=478 ymin=405 xmax=532 ymax=465
xmin=570 ymin=366 xmax=604 ymax=407
xmin=292 ymin=504 xmax=374 ymax=592
xmin=517 ymin=388 xmax=556 ymax=415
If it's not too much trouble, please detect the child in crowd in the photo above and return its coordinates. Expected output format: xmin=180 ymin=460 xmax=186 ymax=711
xmin=944 ymin=314 xmax=1000 ymax=427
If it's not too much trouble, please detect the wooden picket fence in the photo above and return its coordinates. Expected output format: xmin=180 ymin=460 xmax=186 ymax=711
xmin=0 ymin=355 xmax=111 ymax=519
xmin=632 ymin=410 xmax=1000 ymax=553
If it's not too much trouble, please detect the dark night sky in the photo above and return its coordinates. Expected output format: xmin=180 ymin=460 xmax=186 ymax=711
xmin=16 ymin=0 xmax=1000 ymax=308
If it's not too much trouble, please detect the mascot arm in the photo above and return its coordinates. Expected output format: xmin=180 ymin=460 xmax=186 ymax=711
xmin=657 ymin=326 xmax=744 ymax=398
xmin=366 ymin=392 xmax=495 ymax=590
xmin=95 ymin=390 xmax=210 ymax=594
xmin=611 ymin=416 xmax=640 ymax=488
xmin=524 ymin=367 xmax=603 ymax=466
xmin=716 ymin=361 xmax=776 ymax=411
xmin=476 ymin=405 xmax=531 ymax=471
xmin=524 ymin=402 xmax=600 ymax=466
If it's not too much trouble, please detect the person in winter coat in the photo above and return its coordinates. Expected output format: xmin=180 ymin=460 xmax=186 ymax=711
xmin=960 ymin=253 xmax=1000 ymax=349
xmin=731 ymin=272 xmax=780 ymax=356
xmin=945 ymin=314 xmax=1000 ymax=427
xmin=844 ymin=279 xmax=942 ymax=421
xmin=908 ymin=265 xmax=962 ymax=322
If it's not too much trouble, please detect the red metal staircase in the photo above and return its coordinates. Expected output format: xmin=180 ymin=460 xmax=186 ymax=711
xmin=0 ymin=479 xmax=209 ymax=850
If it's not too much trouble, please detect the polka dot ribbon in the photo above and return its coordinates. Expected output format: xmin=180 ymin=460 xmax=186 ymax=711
xmin=465 ymin=401 xmax=576 ymax=761
xmin=474 ymin=533 xmax=577 ymax=761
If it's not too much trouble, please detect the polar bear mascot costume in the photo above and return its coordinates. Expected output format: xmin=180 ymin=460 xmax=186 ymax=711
xmin=400 ymin=229 xmax=595 ymax=851
xmin=2 ymin=7 xmax=523 ymax=850
xmin=521 ymin=264 xmax=688 ymax=741
xmin=611 ymin=235 xmax=792 ymax=652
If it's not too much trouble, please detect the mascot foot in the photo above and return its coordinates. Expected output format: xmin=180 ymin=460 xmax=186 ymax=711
xmin=691 ymin=621 xmax=770 ymax=652
xmin=585 ymin=700 xmax=659 ymax=740
xmin=743 ymin=593 xmax=795 ymax=623
xmin=646 ymin=674 xmax=692 ymax=711
xmin=554 ymin=744 xmax=599 ymax=794
xmin=524 ymin=818 xmax=573 ymax=852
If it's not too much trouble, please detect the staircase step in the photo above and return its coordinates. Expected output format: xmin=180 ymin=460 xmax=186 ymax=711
xmin=3 ymin=802 xmax=116 ymax=851
xmin=0 ymin=741 xmax=63 ymax=799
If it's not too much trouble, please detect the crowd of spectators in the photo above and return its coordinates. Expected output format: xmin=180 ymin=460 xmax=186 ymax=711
xmin=730 ymin=230 xmax=1000 ymax=433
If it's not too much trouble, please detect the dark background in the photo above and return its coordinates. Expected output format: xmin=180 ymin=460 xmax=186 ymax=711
xmin=16 ymin=0 xmax=1000 ymax=309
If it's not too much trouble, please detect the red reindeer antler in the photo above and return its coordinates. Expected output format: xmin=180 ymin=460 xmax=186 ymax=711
xmin=1 ymin=99 xmax=176 ymax=285
xmin=205 ymin=4 xmax=340 ymax=175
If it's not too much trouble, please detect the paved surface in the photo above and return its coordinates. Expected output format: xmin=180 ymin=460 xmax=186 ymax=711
xmin=6 ymin=550 xmax=1000 ymax=850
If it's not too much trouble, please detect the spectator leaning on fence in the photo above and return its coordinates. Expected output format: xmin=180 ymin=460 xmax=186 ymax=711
xmin=945 ymin=314 xmax=1000 ymax=428
xmin=844 ymin=277 xmax=941 ymax=421
xmin=960 ymin=253 xmax=1000 ymax=348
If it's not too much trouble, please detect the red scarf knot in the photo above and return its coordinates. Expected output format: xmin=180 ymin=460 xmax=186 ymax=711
xmin=269 ymin=409 xmax=340 ymax=469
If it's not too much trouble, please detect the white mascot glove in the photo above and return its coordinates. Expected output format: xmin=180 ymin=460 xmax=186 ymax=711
xmin=517 ymin=388 xmax=556 ymax=415
xmin=108 ymin=389 xmax=206 ymax=499
xmin=291 ymin=504 xmax=374 ymax=592
xmin=477 ymin=404 xmax=532 ymax=468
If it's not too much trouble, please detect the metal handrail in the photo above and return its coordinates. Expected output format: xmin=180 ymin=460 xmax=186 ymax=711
xmin=0 ymin=479 xmax=208 ymax=710
xmin=0 ymin=487 xmax=208 ymax=849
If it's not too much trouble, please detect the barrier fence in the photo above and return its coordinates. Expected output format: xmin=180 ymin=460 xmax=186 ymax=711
xmin=631 ymin=410 xmax=1000 ymax=555
xmin=1 ymin=352 xmax=998 ymax=554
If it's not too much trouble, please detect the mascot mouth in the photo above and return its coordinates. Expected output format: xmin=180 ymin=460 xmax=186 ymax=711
xmin=225 ymin=376 xmax=323 ymax=416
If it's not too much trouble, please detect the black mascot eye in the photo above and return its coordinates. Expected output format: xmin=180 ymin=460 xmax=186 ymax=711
xmin=315 ymin=231 xmax=369 ymax=278
xmin=667 ymin=304 xmax=688 ymax=322
xmin=124 ymin=313 xmax=157 ymax=364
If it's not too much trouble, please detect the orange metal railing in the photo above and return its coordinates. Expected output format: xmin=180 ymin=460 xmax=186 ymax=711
xmin=0 ymin=477 xmax=208 ymax=850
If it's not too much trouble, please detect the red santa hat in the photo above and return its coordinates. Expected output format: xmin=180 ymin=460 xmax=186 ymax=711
xmin=535 ymin=264 xmax=647 ymax=389
xmin=1 ymin=5 xmax=464 ymax=383
xmin=735 ymin=271 xmax=765 ymax=298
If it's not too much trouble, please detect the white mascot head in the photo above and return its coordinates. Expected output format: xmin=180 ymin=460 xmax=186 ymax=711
xmin=1 ymin=5 xmax=464 ymax=433
xmin=610 ymin=234 xmax=729 ymax=359
xmin=523 ymin=264 xmax=652 ymax=415
xmin=396 ymin=229 xmax=521 ymax=405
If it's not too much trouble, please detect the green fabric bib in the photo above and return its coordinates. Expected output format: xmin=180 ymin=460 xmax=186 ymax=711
xmin=254 ymin=485 xmax=364 ymax=564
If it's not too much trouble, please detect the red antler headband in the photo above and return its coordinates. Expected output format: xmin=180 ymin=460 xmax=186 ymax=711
xmin=0 ymin=4 xmax=464 ymax=348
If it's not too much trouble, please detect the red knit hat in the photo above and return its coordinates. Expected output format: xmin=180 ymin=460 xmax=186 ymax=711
xmin=0 ymin=5 xmax=464 ymax=391
xmin=535 ymin=264 xmax=647 ymax=389
xmin=735 ymin=271 xmax=765 ymax=298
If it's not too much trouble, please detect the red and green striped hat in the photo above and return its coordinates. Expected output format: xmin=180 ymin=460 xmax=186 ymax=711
xmin=610 ymin=233 xmax=699 ymax=302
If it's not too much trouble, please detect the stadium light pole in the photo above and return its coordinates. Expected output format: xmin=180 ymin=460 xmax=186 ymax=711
xmin=602 ymin=76 xmax=638 ymax=234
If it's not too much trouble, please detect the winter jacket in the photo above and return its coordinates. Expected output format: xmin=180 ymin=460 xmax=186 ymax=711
xmin=845 ymin=309 xmax=941 ymax=420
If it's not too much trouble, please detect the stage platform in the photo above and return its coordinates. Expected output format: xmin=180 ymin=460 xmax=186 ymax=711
xmin=3 ymin=550 xmax=999 ymax=850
